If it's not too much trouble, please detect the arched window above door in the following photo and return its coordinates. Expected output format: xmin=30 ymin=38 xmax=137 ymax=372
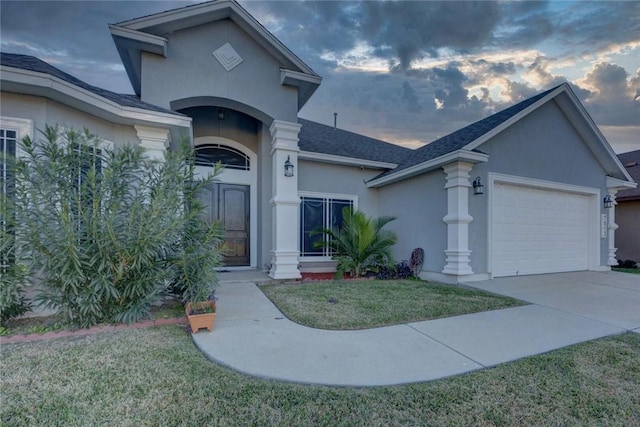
xmin=194 ymin=144 xmax=250 ymax=170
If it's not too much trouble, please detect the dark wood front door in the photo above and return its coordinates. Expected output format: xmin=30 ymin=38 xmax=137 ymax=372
xmin=198 ymin=183 xmax=250 ymax=266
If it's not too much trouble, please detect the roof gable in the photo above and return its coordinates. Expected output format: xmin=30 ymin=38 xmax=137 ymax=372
xmin=110 ymin=0 xmax=321 ymax=106
xmin=379 ymin=86 xmax=559 ymax=180
xmin=369 ymin=83 xmax=633 ymax=187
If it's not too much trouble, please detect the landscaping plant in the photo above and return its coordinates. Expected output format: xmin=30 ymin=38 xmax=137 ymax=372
xmin=9 ymin=125 xmax=223 ymax=327
xmin=0 ymin=148 xmax=31 ymax=324
xmin=312 ymin=207 xmax=397 ymax=278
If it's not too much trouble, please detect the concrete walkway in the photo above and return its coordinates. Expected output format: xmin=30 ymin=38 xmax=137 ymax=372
xmin=192 ymin=272 xmax=639 ymax=387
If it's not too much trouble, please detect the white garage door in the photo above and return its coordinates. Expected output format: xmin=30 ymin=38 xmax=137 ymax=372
xmin=492 ymin=182 xmax=591 ymax=277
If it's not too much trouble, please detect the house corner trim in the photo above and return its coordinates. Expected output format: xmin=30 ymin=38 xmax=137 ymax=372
xmin=135 ymin=125 xmax=170 ymax=160
xmin=268 ymin=120 xmax=302 ymax=279
xmin=442 ymin=161 xmax=474 ymax=276
xmin=606 ymin=189 xmax=619 ymax=266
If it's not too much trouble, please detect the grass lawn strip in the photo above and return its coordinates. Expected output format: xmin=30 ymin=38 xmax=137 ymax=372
xmin=1 ymin=327 xmax=639 ymax=426
xmin=260 ymin=279 xmax=525 ymax=330
xmin=612 ymin=267 xmax=640 ymax=274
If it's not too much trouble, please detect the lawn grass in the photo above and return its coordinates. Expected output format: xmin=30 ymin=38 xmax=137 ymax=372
xmin=260 ymin=279 xmax=525 ymax=329
xmin=2 ymin=326 xmax=639 ymax=426
xmin=613 ymin=267 xmax=640 ymax=274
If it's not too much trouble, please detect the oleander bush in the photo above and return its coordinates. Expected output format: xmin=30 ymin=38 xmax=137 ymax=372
xmin=7 ymin=125 xmax=223 ymax=327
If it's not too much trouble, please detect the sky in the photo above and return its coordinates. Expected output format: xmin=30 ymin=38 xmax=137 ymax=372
xmin=1 ymin=0 xmax=639 ymax=153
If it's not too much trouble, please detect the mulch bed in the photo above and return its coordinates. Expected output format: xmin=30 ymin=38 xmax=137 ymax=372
xmin=0 ymin=317 xmax=187 ymax=345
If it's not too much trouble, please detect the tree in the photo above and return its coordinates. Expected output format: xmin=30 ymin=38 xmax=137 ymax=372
xmin=313 ymin=207 xmax=397 ymax=278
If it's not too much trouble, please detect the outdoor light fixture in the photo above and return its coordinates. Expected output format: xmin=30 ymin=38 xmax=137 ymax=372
xmin=603 ymin=194 xmax=613 ymax=209
xmin=217 ymin=109 xmax=225 ymax=120
xmin=472 ymin=176 xmax=484 ymax=195
xmin=284 ymin=155 xmax=294 ymax=177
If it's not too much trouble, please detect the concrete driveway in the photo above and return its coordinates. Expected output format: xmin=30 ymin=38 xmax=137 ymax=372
xmin=466 ymin=271 xmax=640 ymax=332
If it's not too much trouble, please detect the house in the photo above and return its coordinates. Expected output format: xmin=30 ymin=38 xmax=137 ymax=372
xmin=0 ymin=0 xmax=636 ymax=284
xmin=615 ymin=150 xmax=640 ymax=263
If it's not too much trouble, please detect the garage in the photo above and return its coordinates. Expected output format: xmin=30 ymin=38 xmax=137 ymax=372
xmin=491 ymin=181 xmax=594 ymax=277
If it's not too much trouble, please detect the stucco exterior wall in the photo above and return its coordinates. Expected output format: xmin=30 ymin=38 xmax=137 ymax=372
xmin=616 ymin=200 xmax=640 ymax=262
xmin=298 ymin=160 xmax=380 ymax=215
xmin=0 ymin=92 xmax=139 ymax=145
xmin=377 ymin=171 xmax=448 ymax=273
xmin=140 ymin=19 xmax=299 ymax=123
xmin=472 ymin=99 xmax=610 ymax=272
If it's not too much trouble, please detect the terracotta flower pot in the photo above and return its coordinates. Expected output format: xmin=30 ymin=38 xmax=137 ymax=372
xmin=185 ymin=301 xmax=216 ymax=333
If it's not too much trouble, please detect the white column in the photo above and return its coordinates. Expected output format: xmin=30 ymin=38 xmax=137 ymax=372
xmin=268 ymin=120 xmax=302 ymax=279
xmin=442 ymin=161 xmax=474 ymax=276
xmin=135 ymin=125 xmax=170 ymax=161
xmin=606 ymin=189 xmax=619 ymax=266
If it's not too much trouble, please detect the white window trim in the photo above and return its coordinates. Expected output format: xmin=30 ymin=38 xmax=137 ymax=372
xmin=298 ymin=191 xmax=358 ymax=261
xmin=486 ymin=172 xmax=601 ymax=278
xmin=0 ymin=117 xmax=33 ymax=159
xmin=0 ymin=117 xmax=33 ymax=138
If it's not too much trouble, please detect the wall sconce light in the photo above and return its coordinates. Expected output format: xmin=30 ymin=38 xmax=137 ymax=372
xmin=472 ymin=176 xmax=484 ymax=195
xmin=217 ymin=109 xmax=225 ymax=120
xmin=284 ymin=155 xmax=294 ymax=177
xmin=603 ymin=194 xmax=613 ymax=209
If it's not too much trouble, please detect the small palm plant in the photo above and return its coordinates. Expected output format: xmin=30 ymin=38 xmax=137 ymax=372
xmin=313 ymin=207 xmax=397 ymax=279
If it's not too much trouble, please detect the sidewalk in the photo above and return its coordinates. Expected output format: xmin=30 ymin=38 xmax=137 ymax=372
xmin=191 ymin=280 xmax=627 ymax=387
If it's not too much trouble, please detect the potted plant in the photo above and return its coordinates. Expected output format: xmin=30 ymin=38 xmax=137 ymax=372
xmin=185 ymin=294 xmax=217 ymax=333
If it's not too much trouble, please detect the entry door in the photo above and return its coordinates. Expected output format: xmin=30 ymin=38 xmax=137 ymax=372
xmin=199 ymin=183 xmax=250 ymax=266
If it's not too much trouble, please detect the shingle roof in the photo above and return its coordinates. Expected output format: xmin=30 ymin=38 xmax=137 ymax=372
xmin=0 ymin=52 xmax=181 ymax=115
xmin=375 ymin=85 xmax=562 ymax=180
xmin=617 ymin=150 xmax=640 ymax=201
xmin=298 ymin=118 xmax=412 ymax=165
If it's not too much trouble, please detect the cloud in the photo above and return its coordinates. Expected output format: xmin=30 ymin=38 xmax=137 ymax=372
xmin=0 ymin=0 xmax=193 ymax=93
xmin=1 ymin=0 xmax=637 ymax=152
xmin=523 ymin=56 xmax=567 ymax=88
xmin=554 ymin=2 xmax=640 ymax=54
xmin=245 ymin=1 xmax=501 ymax=71
xmin=494 ymin=1 xmax=554 ymax=48
xmin=575 ymin=62 xmax=640 ymax=126
xmin=401 ymin=81 xmax=423 ymax=113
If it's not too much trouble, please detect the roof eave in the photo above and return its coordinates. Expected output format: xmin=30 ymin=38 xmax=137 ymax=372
xmin=607 ymin=176 xmax=638 ymax=191
xmin=367 ymin=149 xmax=489 ymax=188
xmin=109 ymin=24 xmax=168 ymax=97
xmin=0 ymin=66 xmax=191 ymax=131
xmin=299 ymin=150 xmax=397 ymax=169
xmin=462 ymin=83 xmax=634 ymax=185
xmin=462 ymin=84 xmax=567 ymax=153
xmin=554 ymin=86 xmax=635 ymax=183
xmin=280 ymin=69 xmax=322 ymax=110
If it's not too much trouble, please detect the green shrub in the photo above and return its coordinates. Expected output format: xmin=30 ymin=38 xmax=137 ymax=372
xmin=312 ymin=207 xmax=397 ymax=278
xmin=0 ymin=151 xmax=31 ymax=324
xmin=0 ymin=263 xmax=31 ymax=325
xmin=169 ymin=177 xmax=224 ymax=304
xmin=11 ymin=125 xmax=223 ymax=327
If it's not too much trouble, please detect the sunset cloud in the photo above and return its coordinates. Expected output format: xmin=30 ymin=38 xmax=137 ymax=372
xmin=1 ymin=0 xmax=638 ymax=152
